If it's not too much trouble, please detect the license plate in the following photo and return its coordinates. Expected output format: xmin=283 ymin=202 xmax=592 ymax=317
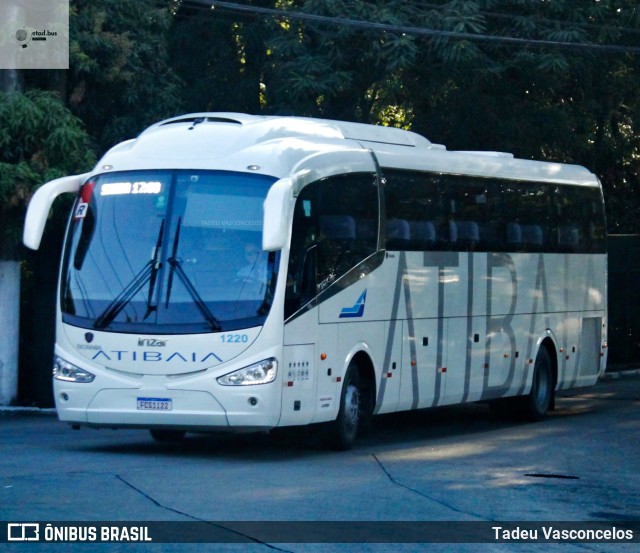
xmin=137 ymin=397 xmax=172 ymax=411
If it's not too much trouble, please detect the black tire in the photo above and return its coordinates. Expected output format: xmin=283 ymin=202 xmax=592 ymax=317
xmin=327 ymin=363 xmax=362 ymax=451
xmin=149 ymin=429 xmax=186 ymax=443
xmin=520 ymin=346 xmax=554 ymax=421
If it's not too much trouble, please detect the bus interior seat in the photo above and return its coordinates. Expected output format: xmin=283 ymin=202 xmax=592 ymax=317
xmin=457 ymin=221 xmax=480 ymax=249
xmin=522 ymin=224 xmax=544 ymax=250
xmin=409 ymin=221 xmax=436 ymax=250
xmin=558 ymin=225 xmax=580 ymax=252
xmin=438 ymin=220 xmax=458 ymax=249
xmin=320 ymin=215 xmax=357 ymax=240
xmin=386 ymin=218 xmax=411 ymax=250
xmin=356 ymin=219 xmax=377 ymax=243
xmin=507 ymin=222 xmax=522 ymax=250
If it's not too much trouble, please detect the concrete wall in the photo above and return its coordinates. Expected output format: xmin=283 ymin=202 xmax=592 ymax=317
xmin=0 ymin=260 xmax=20 ymax=405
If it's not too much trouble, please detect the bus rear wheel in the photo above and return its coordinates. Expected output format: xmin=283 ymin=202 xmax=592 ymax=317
xmin=519 ymin=346 xmax=554 ymax=421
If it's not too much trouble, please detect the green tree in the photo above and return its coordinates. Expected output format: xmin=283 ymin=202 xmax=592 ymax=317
xmin=67 ymin=0 xmax=185 ymax=150
xmin=259 ymin=0 xmax=639 ymax=234
xmin=402 ymin=0 xmax=640 ymax=232
xmin=169 ymin=0 xmax=276 ymax=114
xmin=0 ymin=90 xmax=95 ymax=405
xmin=267 ymin=0 xmax=420 ymax=122
xmin=0 ymin=90 xmax=95 ymax=259
xmin=168 ymin=0 xmax=639 ymax=233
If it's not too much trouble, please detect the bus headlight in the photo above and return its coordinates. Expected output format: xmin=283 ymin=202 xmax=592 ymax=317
xmin=217 ymin=358 xmax=277 ymax=386
xmin=54 ymin=356 xmax=95 ymax=383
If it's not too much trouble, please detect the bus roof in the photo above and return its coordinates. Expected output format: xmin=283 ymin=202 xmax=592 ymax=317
xmin=95 ymin=112 xmax=599 ymax=187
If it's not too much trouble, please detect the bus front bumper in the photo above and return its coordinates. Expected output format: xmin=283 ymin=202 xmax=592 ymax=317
xmin=54 ymin=385 xmax=281 ymax=432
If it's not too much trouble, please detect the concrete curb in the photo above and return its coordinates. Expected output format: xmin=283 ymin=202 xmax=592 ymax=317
xmin=601 ymin=368 xmax=640 ymax=380
xmin=0 ymin=407 xmax=57 ymax=416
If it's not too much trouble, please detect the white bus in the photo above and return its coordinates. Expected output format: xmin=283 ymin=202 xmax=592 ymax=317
xmin=23 ymin=113 xmax=608 ymax=449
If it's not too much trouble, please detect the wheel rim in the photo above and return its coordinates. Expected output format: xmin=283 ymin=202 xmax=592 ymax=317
xmin=343 ymin=383 xmax=360 ymax=435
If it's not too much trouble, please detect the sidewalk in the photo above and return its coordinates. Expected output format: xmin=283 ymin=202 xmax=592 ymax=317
xmin=601 ymin=367 xmax=640 ymax=379
xmin=0 ymin=406 xmax=56 ymax=415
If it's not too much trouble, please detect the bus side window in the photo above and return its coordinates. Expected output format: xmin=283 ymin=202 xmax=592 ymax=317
xmin=383 ymin=170 xmax=440 ymax=251
xmin=502 ymin=181 xmax=552 ymax=253
xmin=555 ymin=186 xmax=583 ymax=253
xmin=285 ymin=173 xmax=378 ymax=318
xmin=554 ymin=185 xmax=606 ymax=254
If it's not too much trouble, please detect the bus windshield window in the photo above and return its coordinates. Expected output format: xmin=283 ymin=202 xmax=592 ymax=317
xmin=61 ymin=170 xmax=279 ymax=333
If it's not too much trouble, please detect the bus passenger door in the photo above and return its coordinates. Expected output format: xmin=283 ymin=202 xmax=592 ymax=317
xmin=281 ymin=343 xmax=317 ymax=427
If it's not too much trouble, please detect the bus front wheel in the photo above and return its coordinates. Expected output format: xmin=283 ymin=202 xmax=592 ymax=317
xmin=328 ymin=362 xmax=362 ymax=450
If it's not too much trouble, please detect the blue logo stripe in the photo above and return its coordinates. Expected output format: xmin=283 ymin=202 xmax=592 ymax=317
xmin=339 ymin=290 xmax=367 ymax=318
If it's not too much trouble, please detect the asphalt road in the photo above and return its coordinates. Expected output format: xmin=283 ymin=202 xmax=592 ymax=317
xmin=1 ymin=371 xmax=639 ymax=552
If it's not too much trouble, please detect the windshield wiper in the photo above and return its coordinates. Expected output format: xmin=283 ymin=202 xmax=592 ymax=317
xmin=93 ymin=220 xmax=165 ymax=329
xmin=165 ymin=217 xmax=222 ymax=331
xmin=143 ymin=218 xmax=165 ymax=319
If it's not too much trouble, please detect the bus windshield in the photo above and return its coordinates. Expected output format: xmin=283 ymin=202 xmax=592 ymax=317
xmin=61 ymin=170 xmax=279 ymax=334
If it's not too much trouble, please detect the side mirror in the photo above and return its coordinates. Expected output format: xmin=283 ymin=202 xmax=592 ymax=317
xmin=262 ymin=178 xmax=293 ymax=252
xmin=23 ymin=173 xmax=88 ymax=250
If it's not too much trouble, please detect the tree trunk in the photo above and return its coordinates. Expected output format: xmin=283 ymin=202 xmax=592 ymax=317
xmin=0 ymin=261 xmax=20 ymax=405
xmin=0 ymin=70 xmax=23 ymax=92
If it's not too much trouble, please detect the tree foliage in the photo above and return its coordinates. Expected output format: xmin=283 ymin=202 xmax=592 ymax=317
xmin=67 ymin=0 xmax=185 ymax=151
xmin=262 ymin=0 xmax=640 ymax=231
xmin=1 ymin=0 xmax=639 ymax=407
xmin=168 ymin=1 xmax=273 ymax=114
xmin=0 ymin=90 xmax=95 ymax=259
xmin=267 ymin=0 xmax=421 ymax=122
xmin=2 ymin=0 xmax=640 ymax=257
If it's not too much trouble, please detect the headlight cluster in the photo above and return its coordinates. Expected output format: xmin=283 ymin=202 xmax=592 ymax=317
xmin=217 ymin=358 xmax=277 ymax=386
xmin=53 ymin=356 xmax=95 ymax=383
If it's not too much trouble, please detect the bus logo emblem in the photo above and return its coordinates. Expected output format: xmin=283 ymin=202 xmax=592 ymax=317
xmin=339 ymin=290 xmax=367 ymax=318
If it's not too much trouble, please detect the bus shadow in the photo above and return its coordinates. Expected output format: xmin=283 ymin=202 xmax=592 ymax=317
xmin=72 ymin=374 xmax=638 ymax=460
xmin=70 ymin=401 xmax=580 ymax=461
